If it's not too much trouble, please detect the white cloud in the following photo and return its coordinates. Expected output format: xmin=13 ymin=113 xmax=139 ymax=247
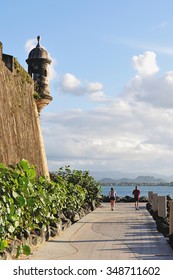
xmin=165 ymin=71 xmax=173 ymax=83
xmin=87 ymin=82 xmax=103 ymax=92
xmin=60 ymin=73 xmax=110 ymax=102
xmin=41 ymin=50 xmax=173 ymax=175
xmin=122 ymin=73 xmax=173 ymax=109
xmin=88 ymin=91 xmax=109 ymax=102
xmin=132 ymin=51 xmax=159 ymax=77
xmin=60 ymin=73 xmax=82 ymax=95
xmin=41 ymin=101 xmax=173 ymax=175
xmin=87 ymin=82 xmax=110 ymax=102
xmin=120 ymin=51 xmax=173 ymax=108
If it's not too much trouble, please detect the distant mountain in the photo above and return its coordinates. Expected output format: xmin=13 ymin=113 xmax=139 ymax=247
xmin=99 ymin=175 xmax=167 ymax=185
xmin=134 ymin=176 xmax=166 ymax=183
xmin=100 ymin=178 xmax=116 ymax=183
xmin=115 ymin=177 xmax=134 ymax=183
xmin=90 ymin=170 xmax=173 ymax=182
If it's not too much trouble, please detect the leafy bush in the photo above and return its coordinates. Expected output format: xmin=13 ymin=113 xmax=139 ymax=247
xmin=51 ymin=166 xmax=101 ymax=207
xmin=0 ymin=160 xmax=66 ymax=255
xmin=0 ymin=160 xmax=101 ymax=257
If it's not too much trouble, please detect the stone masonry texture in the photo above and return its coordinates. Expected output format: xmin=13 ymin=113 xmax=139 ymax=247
xmin=0 ymin=57 xmax=49 ymax=177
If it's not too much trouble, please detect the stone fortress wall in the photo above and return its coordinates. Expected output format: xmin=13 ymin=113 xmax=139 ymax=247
xmin=0 ymin=41 xmax=50 ymax=177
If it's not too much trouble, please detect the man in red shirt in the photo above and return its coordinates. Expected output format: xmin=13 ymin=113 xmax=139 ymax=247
xmin=132 ymin=186 xmax=140 ymax=210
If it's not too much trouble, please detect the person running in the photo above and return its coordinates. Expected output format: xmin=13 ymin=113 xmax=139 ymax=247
xmin=109 ymin=187 xmax=117 ymax=211
xmin=132 ymin=186 xmax=140 ymax=210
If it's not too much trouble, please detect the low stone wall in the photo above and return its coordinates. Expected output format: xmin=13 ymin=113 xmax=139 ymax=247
xmin=146 ymin=193 xmax=173 ymax=249
xmin=0 ymin=205 xmax=94 ymax=260
xmin=102 ymin=195 xmax=148 ymax=203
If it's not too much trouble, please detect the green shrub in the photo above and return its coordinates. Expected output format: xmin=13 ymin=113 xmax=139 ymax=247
xmin=51 ymin=166 xmax=101 ymax=207
xmin=0 ymin=160 xmax=100 ymax=257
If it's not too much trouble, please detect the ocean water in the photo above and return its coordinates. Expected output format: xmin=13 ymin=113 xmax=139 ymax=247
xmin=101 ymin=185 xmax=173 ymax=199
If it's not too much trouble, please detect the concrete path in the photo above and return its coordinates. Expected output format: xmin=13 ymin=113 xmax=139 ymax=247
xmin=29 ymin=203 xmax=173 ymax=260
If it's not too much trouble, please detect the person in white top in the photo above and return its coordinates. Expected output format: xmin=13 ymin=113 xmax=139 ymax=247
xmin=109 ymin=187 xmax=117 ymax=211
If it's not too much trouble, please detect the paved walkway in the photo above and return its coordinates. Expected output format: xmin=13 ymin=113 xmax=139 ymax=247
xmin=29 ymin=203 xmax=173 ymax=260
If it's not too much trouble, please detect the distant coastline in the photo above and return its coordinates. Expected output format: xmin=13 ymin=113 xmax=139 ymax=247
xmin=98 ymin=175 xmax=173 ymax=186
xmin=100 ymin=182 xmax=173 ymax=186
xmin=101 ymin=185 xmax=173 ymax=199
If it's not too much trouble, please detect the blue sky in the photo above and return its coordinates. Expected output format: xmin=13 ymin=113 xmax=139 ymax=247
xmin=1 ymin=0 xmax=173 ymax=175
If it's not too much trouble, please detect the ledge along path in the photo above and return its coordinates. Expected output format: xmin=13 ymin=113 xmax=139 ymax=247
xmin=29 ymin=203 xmax=173 ymax=260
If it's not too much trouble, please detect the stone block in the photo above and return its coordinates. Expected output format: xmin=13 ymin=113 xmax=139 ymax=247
xmin=158 ymin=196 xmax=167 ymax=218
xmin=152 ymin=193 xmax=158 ymax=211
xmin=169 ymin=201 xmax=173 ymax=235
xmin=148 ymin=191 xmax=153 ymax=204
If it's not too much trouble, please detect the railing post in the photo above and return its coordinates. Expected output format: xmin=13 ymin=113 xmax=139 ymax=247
xmin=148 ymin=191 xmax=153 ymax=204
xmin=169 ymin=201 xmax=173 ymax=235
xmin=152 ymin=193 xmax=158 ymax=212
xmin=158 ymin=196 xmax=167 ymax=218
